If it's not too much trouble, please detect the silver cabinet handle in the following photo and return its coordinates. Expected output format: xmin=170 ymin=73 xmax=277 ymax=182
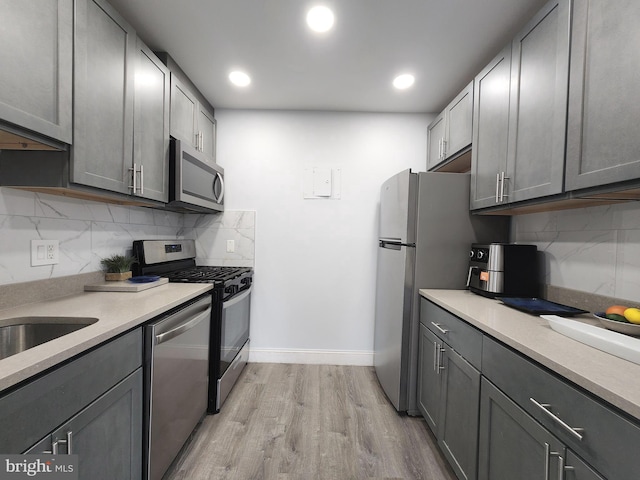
xmin=433 ymin=341 xmax=438 ymax=372
xmin=442 ymin=139 xmax=447 ymax=159
xmin=139 ymin=164 xmax=144 ymax=195
xmin=495 ymin=173 xmax=500 ymax=203
xmin=54 ymin=431 xmax=72 ymax=455
xmin=499 ymin=171 xmax=509 ymax=201
xmin=558 ymin=454 xmax=566 ymax=480
xmin=530 ymin=397 xmax=584 ymax=441
xmin=438 ymin=345 xmax=445 ymax=373
xmin=437 ymin=139 xmax=442 ymax=159
xmin=129 ymin=163 xmax=137 ymax=193
xmin=431 ymin=322 xmax=449 ymax=335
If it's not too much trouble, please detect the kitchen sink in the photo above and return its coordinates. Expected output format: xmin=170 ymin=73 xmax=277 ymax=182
xmin=0 ymin=317 xmax=98 ymax=360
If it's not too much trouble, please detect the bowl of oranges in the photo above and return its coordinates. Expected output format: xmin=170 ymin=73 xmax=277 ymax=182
xmin=594 ymin=305 xmax=640 ymax=336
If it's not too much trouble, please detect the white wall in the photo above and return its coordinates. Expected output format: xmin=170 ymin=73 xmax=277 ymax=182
xmin=215 ymin=109 xmax=433 ymax=364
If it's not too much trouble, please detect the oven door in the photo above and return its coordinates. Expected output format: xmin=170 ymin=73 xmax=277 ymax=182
xmin=168 ymin=138 xmax=224 ymax=213
xmin=217 ymin=286 xmax=251 ymax=410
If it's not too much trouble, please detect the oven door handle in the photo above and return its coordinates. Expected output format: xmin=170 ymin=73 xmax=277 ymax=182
xmin=155 ymin=306 xmax=211 ymax=345
xmin=223 ymin=286 xmax=252 ymax=308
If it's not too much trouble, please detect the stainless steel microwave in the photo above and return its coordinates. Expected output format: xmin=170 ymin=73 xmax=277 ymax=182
xmin=167 ymin=138 xmax=224 ymax=213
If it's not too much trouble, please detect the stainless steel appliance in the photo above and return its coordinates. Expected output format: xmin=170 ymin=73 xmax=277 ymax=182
xmin=144 ymin=294 xmax=212 ymax=480
xmin=374 ymin=170 xmax=508 ymax=414
xmin=467 ymin=243 xmax=538 ymax=297
xmin=133 ymin=239 xmax=253 ymax=414
xmin=167 ymin=138 xmax=224 ymax=213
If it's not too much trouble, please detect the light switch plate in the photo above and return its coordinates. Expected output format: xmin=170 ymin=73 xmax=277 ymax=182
xmin=226 ymin=240 xmax=235 ymax=253
xmin=31 ymin=239 xmax=59 ymax=266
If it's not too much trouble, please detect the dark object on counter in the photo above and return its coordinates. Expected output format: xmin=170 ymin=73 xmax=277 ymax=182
xmin=467 ymin=243 xmax=539 ymax=298
xmin=498 ymin=297 xmax=588 ymax=316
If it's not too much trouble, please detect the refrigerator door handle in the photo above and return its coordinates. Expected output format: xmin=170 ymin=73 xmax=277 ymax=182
xmin=379 ymin=240 xmax=416 ymax=249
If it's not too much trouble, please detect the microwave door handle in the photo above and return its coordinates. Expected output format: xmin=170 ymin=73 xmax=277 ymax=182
xmin=213 ymin=172 xmax=225 ymax=203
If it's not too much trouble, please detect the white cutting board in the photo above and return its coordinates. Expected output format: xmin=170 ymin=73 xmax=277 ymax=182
xmin=84 ymin=277 xmax=168 ymax=292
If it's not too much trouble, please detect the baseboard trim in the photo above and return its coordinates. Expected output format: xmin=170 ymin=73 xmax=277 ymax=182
xmin=249 ymin=348 xmax=374 ymax=366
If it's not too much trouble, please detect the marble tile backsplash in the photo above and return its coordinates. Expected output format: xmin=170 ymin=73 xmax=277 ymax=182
xmin=0 ymin=187 xmax=255 ymax=286
xmin=512 ymin=202 xmax=640 ymax=303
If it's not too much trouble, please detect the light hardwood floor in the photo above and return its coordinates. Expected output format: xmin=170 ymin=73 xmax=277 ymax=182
xmin=167 ymin=363 xmax=457 ymax=480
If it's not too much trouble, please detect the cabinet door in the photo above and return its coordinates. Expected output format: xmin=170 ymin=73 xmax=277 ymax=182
xmin=446 ymin=81 xmax=473 ymax=159
xmin=564 ymin=451 xmax=605 ymax=480
xmin=28 ymin=370 xmax=143 ymax=480
xmin=72 ymin=0 xmax=135 ymax=194
xmin=427 ymin=112 xmax=446 ymax=170
xmin=134 ymin=39 xmax=170 ymax=202
xmin=470 ymin=44 xmax=511 ymax=210
xmin=417 ymin=323 xmax=442 ymax=433
xmin=171 ymin=76 xmax=198 ymax=148
xmin=478 ymin=378 xmax=565 ymax=480
xmin=505 ymin=0 xmax=570 ymax=203
xmin=565 ymin=0 xmax=640 ymax=190
xmin=0 ymin=0 xmax=72 ymax=145
xmin=198 ymin=105 xmax=217 ymax=161
xmin=438 ymin=345 xmax=480 ymax=480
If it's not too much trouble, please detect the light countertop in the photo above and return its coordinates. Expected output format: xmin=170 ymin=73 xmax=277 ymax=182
xmin=420 ymin=289 xmax=640 ymax=421
xmin=0 ymin=283 xmax=212 ymax=392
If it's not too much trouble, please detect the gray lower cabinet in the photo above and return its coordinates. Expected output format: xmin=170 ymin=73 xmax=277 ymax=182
xmin=0 ymin=0 xmax=73 ymax=147
xmin=418 ymin=299 xmax=482 ymax=480
xmin=27 ymin=369 xmax=142 ymax=480
xmin=471 ymin=0 xmax=570 ymax=209
xmin=565 ymin=0 xmax=640 ymax=191
xmin=72 ymin=0 xmax=136 ymax=195
xmin=483 ymin=335 xmax=639 ymax=480
xmin=478 ymin=378 xmax=565 ymax=480
xmin=0 ymin=329 xmax=142 ymax=478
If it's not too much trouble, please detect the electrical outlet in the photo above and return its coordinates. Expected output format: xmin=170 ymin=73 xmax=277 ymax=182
xmin=226 ymin=240 xmax=235 ymax=253
xmin=31 ymin=240 xmax=59 ymax=266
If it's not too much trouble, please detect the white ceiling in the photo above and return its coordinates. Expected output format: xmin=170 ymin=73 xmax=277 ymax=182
xmin=108 ymin=0 xmax=547 ymax=113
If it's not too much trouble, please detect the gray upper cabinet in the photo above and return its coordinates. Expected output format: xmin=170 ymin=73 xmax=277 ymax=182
xmin=427 ymin=81 xmax=473 ymax=171
xmin=471 ymin=0 xmax=570 ymax=210
xmin=565 ymin=0 xmax=640 ymax=191
xmin=134 ymin=39 xmax=170 ymax=203
xmin=0 ymin=0 xmax=72 ymax=147
xmin=198 ymin=105 xmax=217 ymax=161
xmin=72 ymin=0 xmax=135 ymax=195
xmin=170 ymin=76 xmax=198 ymax=149
xmin=505 ymin=0 xmax=569 ymax=203
xmin=470 ymin=44 xmax=512 ymax=210
xmin=170 ymin=74 xmax=217 ymax=161
xmin=427 ymin=112 xmax=446 ymax=170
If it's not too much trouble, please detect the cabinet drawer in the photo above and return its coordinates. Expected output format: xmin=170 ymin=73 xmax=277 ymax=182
xmin=0 ymin=328 xmax=142 ymax=453
xmin=420 ymin=298 xmax=482 ymax=369
xmin=483 ymin=336 xmax=640 ymax=480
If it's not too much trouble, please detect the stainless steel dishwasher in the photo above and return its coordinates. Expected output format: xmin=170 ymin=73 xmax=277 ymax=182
xmin=143 ymin=294 xmax=212 ymax=480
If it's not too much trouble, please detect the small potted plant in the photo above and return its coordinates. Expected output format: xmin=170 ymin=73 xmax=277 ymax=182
xmin=100 ymin=254 xmax=137 ymax=281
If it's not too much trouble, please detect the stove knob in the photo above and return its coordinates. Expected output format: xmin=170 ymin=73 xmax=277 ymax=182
xmin=477 ymin=250 xmax=485 ymax=260
xmin=469 ymin=249 xmax=475 ymax=259
xmin=225 ymin=286 xmax=233 ymax=294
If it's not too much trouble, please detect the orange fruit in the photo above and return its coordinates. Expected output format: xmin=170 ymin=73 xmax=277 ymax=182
xmin=605 ymin=305 xmax=629 ymax=322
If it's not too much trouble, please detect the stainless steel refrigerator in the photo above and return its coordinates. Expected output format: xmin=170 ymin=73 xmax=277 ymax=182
xmin=374 ymin=169 xmax=508 ymax=414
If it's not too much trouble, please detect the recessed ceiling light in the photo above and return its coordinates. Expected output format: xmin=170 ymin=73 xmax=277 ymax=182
xmin=393 ymin=74 xmax=415 ymax=90
xmin=229 ymin=71 xmax=251 ymax=87
xmin=306 ymin=6 xmax=334 ymax=33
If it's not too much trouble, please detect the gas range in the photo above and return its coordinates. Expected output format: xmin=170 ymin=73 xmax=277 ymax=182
xmin=132 ymin=240 xmax=253 ymax=297
xmin=132 ymin=239 xmax=253 ymax=415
